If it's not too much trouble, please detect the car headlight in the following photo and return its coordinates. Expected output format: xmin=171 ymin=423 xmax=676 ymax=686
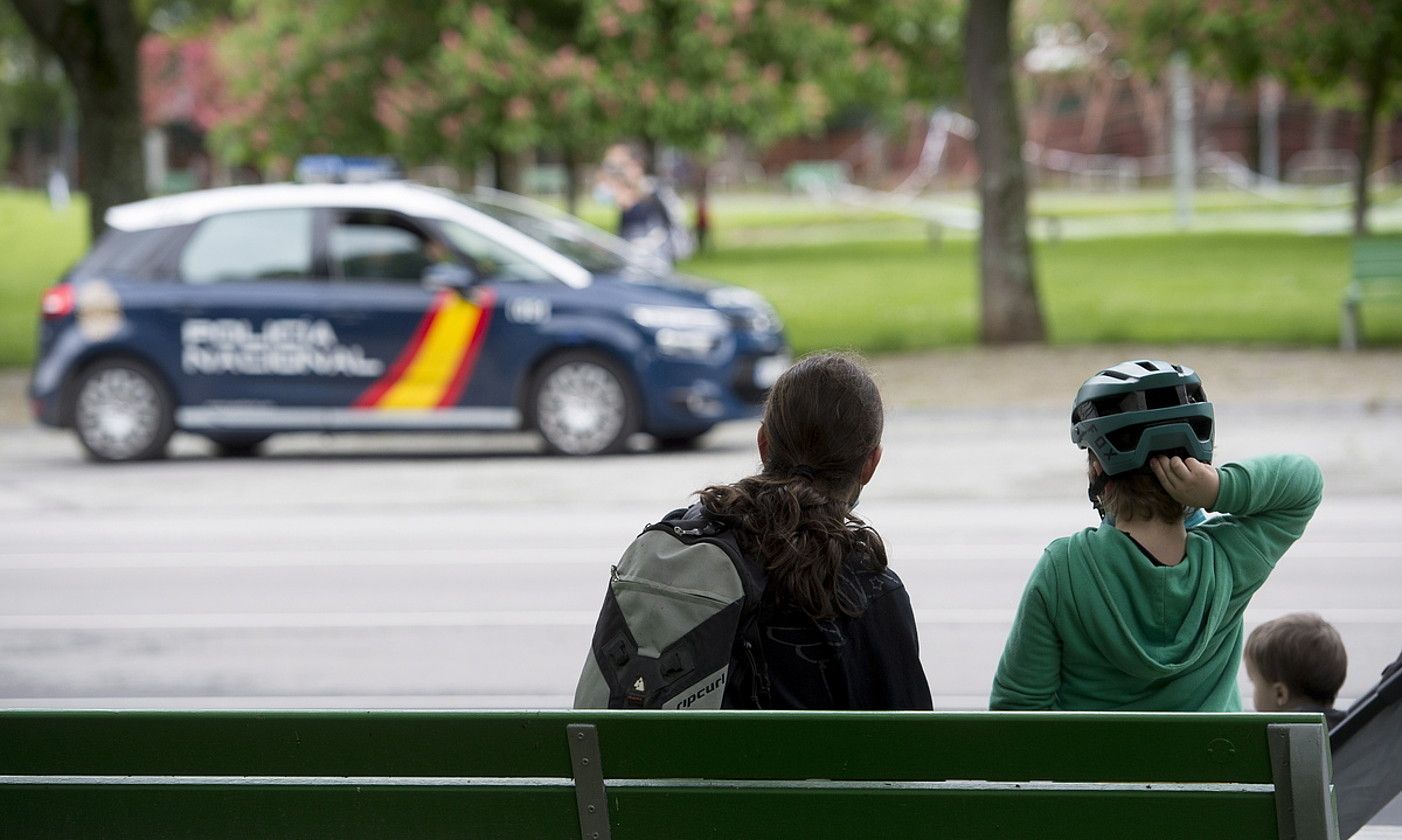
xmin=705 ymin=286 xmax=783 ymax=334
xmin=630 ymin=305 xmax=729 ymax=358
xmin=630 ymin=305 xmax=729 ymax=331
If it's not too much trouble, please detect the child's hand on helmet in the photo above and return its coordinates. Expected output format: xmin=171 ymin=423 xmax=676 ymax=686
xmin=1150 ymin=456 xmax=1220 ymax=510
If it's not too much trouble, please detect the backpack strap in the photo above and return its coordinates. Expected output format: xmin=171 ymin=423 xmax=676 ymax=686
xmin=651 ymin=507 xmax=771 ymax=708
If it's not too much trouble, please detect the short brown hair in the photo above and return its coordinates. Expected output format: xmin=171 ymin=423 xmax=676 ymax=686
xmin=1089 ymin=452 xmax=1189 ymax=524
xmin=1245 ymin=613 xmax=1348 ymax=706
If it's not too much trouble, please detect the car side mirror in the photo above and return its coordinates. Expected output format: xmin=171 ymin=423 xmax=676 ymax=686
xmin=422 ymin=262 xmax=476 ymax=292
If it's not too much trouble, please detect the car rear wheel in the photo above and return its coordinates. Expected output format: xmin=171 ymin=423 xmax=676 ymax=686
xmin=531 ymin=351 xmax=639 ymax=455
xmin=72 ymin=358 xmax=175 ymax=462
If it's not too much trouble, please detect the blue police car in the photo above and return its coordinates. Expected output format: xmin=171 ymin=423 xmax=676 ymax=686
xmin=29 ymin=180 xmax=789 ymax=460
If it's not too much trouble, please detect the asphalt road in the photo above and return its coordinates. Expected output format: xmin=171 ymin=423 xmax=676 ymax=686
xmin=2 ymin=396 xmax=1399 ymax=713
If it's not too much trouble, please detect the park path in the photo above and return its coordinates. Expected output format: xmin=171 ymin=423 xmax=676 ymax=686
xmin=868 ymin=344 xmax=1402 ymax=410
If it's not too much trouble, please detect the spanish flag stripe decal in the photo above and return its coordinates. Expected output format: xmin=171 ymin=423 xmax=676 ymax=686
xmin=376 ymin=297 xmax=481 ymax=409
xmin=436 ymin=288 xmax=496 ymax=408
xmin=353 ymin=290 xmax=493 ymax=411
xmin=353 ymin=291 xmax=449 ymax=409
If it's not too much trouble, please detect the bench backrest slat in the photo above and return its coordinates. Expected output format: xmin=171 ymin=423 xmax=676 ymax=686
xmin=3 ymin=783 xmax=581 ymax=840
xmin=0 ymin=710 xmax=1323 ymax=784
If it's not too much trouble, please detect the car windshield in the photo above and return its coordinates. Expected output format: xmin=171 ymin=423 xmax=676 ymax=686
xmin=458 ymin=193 xmax=652 ymax=277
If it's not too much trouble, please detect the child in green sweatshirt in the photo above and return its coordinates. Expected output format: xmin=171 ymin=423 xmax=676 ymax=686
xmin=991 ymin=360 xmax=1324 ymax=712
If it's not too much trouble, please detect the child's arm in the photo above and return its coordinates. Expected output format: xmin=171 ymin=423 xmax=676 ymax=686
xmin=1159 ymin=454 xmax=1324 ymax=590
xmin=990 ymin=557 xmax=1062 ymax=710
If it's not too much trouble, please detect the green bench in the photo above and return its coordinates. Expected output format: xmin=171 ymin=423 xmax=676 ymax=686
xmin=1341 ymin=237 xmax=1402 ymax=350
xmin=0 ymin=710 xmax=1337 ymax=839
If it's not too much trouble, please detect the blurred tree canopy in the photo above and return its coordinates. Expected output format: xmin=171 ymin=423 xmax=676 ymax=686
xmin=211 ymin=0 xmax=961 ymax=188
xmin=1076 ymin=0 xmax=1402 ymax=235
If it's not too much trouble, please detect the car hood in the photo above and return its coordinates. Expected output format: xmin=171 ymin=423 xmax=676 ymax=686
xmin=590 ymin=270 xmax=715 ymax=306
xmin=589 ymin=270 xmax=782 ymax=335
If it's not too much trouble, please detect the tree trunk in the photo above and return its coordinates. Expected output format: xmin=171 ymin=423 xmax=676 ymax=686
xmin=490 ymin=147 xmax=523 ymax=193
xmin=965 ymin=0 xmax=1046 ymax=344
xmin=641 ymin=135 xmax=659 ymax=176
xmin=562 ymin=147 xmax=581 ymax=216
xmin=1353 ymin=52 xmax=1390 ymax=236
xmin=694 ymin=163 xmax=710 ymax=253
xmin=10 ymin=0 xmax=146 ymax=239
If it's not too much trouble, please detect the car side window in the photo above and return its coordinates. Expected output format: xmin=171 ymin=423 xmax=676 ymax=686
xmin=179 ymin=209 xmax=314 ymax=284
xmin=330 ymin=211 xmax=442 ymax=283
xmin=438 ymin=220 xmax=555 ymax=284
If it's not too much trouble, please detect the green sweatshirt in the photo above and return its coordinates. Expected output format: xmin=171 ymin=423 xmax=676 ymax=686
xmin=990 ymin=454 xmax=1324 ymax=712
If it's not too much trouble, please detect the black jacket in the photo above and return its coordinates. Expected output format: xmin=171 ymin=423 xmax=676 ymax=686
xmin=735 ymin=555 xmax=933 ymax=711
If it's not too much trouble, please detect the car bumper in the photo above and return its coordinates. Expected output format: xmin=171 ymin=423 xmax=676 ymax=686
xmin=642 ymin=343 xmax=789 ymax=436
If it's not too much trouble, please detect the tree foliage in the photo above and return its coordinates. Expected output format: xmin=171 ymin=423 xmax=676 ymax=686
xmin=211 ymin=0 xmax=960 ymax=173
xmin=208 ymin=0 xmax=445 ymax=172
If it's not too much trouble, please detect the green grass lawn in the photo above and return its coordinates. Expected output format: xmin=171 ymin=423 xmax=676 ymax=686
xmin=684 ymin=233 xmax=1402 ymax=354
xmin=0 ymin=190 xmax=89 ymax=367
xmin=0 ymin=187 xmax=1397 ymax=368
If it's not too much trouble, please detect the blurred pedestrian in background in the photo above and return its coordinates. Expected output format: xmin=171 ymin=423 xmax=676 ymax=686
xmin=594 ymin=142 xmax=694 ymax=269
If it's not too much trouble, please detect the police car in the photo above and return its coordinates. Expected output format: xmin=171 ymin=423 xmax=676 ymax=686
xmin=29 ymin=180 xmax=789 ymax=461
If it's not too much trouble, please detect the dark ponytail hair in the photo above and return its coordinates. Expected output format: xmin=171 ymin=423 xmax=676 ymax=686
xmin=697 ymin=352 xmax=886 ymax=620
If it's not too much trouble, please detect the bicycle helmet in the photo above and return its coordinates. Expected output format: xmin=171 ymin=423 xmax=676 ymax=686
xmin=1071 ymin=359 xmax=1214 ymax=476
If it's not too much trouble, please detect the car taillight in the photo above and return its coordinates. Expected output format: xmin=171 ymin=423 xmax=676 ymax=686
xmin=41 ymin=284 xmax=75 ymax=319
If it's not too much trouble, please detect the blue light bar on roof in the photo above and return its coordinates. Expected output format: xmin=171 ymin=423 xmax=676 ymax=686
xmin=295 ymin=155 xmax=404 ymax=184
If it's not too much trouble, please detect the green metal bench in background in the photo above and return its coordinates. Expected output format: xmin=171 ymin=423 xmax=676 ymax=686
xmin=0 ymin=710 xmax=1337 ymax=839
xmin=1341 ymin=237 xmax=1402 ymax=351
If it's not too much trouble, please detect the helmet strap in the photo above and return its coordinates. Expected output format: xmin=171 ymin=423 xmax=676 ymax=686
xmin=1087 ymin=470 xmax=1112 ymax=519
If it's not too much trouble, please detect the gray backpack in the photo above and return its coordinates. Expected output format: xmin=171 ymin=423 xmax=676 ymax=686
xmin=574 ymin=507 xmax=768 ymax=709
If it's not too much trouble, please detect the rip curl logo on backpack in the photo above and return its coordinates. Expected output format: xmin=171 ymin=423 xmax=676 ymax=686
xmin=663 ymin=669 xmax=728 ymax=710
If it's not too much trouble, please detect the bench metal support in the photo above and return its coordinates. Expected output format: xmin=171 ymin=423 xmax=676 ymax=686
xmin=1268 ymin=722 xmax=1340 ymax=840
xmin=567 ymin=723 xmax=612 ymax=840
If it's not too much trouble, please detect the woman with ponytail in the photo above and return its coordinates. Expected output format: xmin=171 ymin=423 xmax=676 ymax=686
xmin=576 ymin=352 xmax=931 ymax=711
xmin=697 ymin=352 xmax=931 ymax=709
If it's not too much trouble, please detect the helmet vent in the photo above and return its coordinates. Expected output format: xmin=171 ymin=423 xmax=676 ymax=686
xmin=1135 ymin=361 xmax=1159 ymax=372
xmin=1106 ymin=426 xmax=1142 ymax=452
xmin=1101 ymin=368 xmax=1132 ymax=381
xmin=1144 ymin=386 xmax=1184 ymax=410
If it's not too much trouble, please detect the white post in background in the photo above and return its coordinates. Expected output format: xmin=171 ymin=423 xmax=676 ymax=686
xmin=1259 ymin=77 xmax=1284 ymax=183
xmin=1170 ymin=51 xmax=1194 ymax=229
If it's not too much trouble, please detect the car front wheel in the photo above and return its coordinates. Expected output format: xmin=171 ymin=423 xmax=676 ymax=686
xmin=531 ymin=351 xmax=639 ymax=455
xmin=72 ymin=358 xmax=175 ymax=462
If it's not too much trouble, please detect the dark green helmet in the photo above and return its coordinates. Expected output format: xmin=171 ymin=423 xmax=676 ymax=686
xmin=1071 ymin=360 xmax=1213 ymax=476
